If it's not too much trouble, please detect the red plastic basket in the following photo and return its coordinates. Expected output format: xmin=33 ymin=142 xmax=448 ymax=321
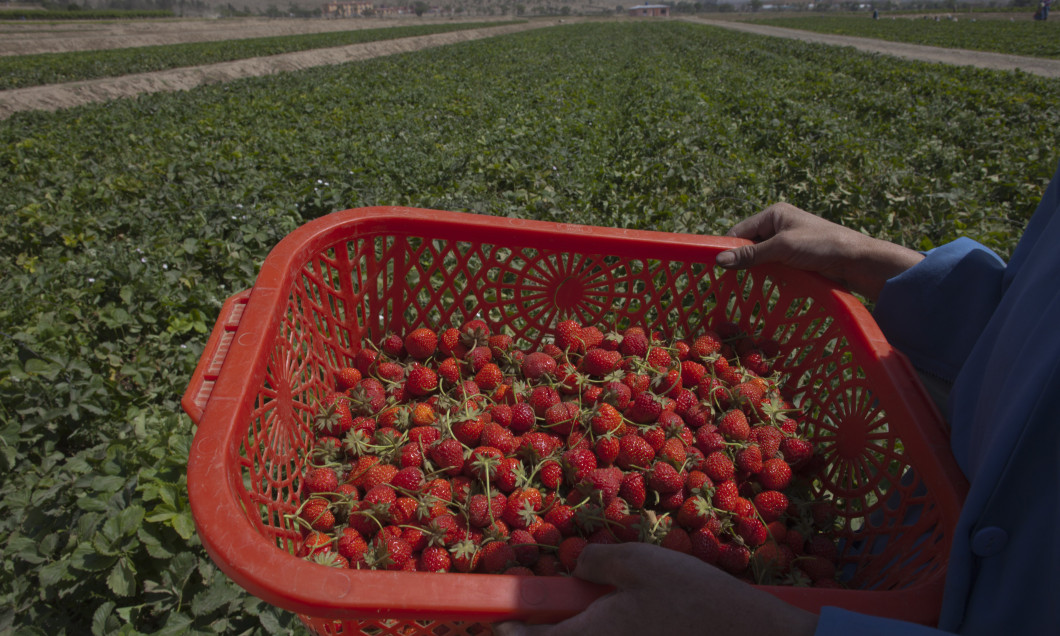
xmin=183 ymin=207 xmax=968 ymax=634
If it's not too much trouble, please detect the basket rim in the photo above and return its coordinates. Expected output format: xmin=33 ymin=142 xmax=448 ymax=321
xmin=185 ymin=206 xmax=967 ymax=623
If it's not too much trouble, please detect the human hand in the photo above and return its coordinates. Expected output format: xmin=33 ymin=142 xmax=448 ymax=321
xmin=715 ymin=202 xmax=923 ymax=301
xmin=493 ymin=542 xmax=818 ymax=636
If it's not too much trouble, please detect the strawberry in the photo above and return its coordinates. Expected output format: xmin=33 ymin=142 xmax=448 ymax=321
xmin=780 ymin=436 xmax=814 ymax=466
xmin=480 ymin=541 xmax=517 ymax=573
xmin=437 ymin=357 xmax=463 ymax=384
xmin=702 ymin=451 xmax=734 ymax=483
xmin=753 ymin=490 xmax=789 ymax=523
xmin=474 ymin=362 xmax=504 ymax=391
xmin=300 ymin=531 xmax=333 ymax=557
xmin=522 ymin=351 xmax=558 ymax=381
xmin=619 ymin=327 xmax=649 ymax=358
xmin=734 ymin=444 xmax=764 ymax=474
xmin=418 ymin=545 xmax=452 ymax=572
xmin=449 ymin=539 xmax=482 ymax=573
xmin=616 ymin=434 xmax=655 ymax=470
xmin=593 ymin=435 xmax=621 ymax=467
xmin=542 ymin=401 xmax=579 ymax=435
xmin=303 ymin=466 xmax=338 ymax=495
xmin=555 ymin=320 xmax=586 ymax=354
xmin=429 ymin=438 xmax=465 ymax=476
xmin=438 ymin=327 xmax=468 ymax=359
xmin=580 ymin=348 xmax=621 ymax=377
xmin=530 ymin=385 xmax=562 ymax=417
xmin=679 ymin=360 xmax=707 ymax=388
xmin=758 ymin=458 xmax=793 ymax=490
xmin=562 ymin=446 xmax=598 ymax=484
xmin=716 ymin=409 xmax=750 ymax=441
xmin=648 ymin=461 xmax=684 ymax=494
xmin=335 ymin=367 xmax=362 ymax=392
xmin=404 ymin=327 xmax=438 ymax=361
xmin=600 ymin=380 xmax=632 ymax=410
xmin=509 ymin=402 xmax=537 ymax=433
xmin=691 ymin=331 xmax=722 ymax=359
xmin=557 ymin=536 xmax=588 ymax=573
xmin=466 ymin=346 xmax=493 ymax=373
xmin=405 ymin=363 xmax=438 ymax=397
xmin=626 ymin=391 xmax=662 ymax=424
xmin=540 ymin=459 xmax=564 ymax=490
xmin=589 ymin=402 xmax=625 ymax=436
xmin=480 ymin=422 xmax=517 ymax=454
xmin=299 ymin=498 xmax=336 ymax=532
xmin=337 ymin=527 xmax=368 ymax=565
xmin=718 ymin=542 xmax=751 ymax=575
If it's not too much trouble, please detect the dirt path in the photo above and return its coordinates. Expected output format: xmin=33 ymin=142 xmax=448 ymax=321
xmin=3 ymin=17 xmax=1059 ymax=120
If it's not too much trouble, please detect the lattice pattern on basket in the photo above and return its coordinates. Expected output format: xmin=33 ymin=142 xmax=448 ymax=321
xmin=229 ymin=229 xmax=947 ymax=619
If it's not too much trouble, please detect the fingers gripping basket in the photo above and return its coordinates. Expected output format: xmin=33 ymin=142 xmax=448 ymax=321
xmin=183 ymin=207 xmax=967 ymax=634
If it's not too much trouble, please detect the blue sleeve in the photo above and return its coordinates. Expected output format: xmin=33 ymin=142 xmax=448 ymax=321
xmin=815 ymin=608 xmax=956 ymax=636
xmin=872 ymin=238 xmax=1006 ymax=383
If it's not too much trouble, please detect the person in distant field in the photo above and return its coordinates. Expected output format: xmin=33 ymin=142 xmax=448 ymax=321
xmin=873 ymin=8 xmax=879 ymax=19
xmin=1044 ymin=0 xmax=1052 ymax=20
xmin=495 ymin=159 xmax=1060 ymax=636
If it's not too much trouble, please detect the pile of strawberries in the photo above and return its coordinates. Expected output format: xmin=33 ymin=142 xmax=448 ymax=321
xmin=294 ymin=319 xmax=843 ymax=587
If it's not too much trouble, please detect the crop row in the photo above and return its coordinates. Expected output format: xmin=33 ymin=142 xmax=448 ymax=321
xmin=0 ymin=21 xmax=519 ymax=90
xmin=2 ymin=20 xmax=1059 ymax=635
xmin=752 ymin=15 xmax=1060 ymax=58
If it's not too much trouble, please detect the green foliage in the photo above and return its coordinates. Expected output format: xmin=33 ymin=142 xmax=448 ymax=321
xmin=751 ymin=14 xmax=1060 ymax=58
xmin=1 ymin=20 xmax=1058 ymax=634
xmin=0 ymin=21 xmax=521 ymax=90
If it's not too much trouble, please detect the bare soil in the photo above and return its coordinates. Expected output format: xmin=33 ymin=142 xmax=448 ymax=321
xmin=2 ymin=15 xmax=1059 ymax=120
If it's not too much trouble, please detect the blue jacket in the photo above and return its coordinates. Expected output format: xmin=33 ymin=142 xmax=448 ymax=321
xmin=814 ymin=165 xmax=1060 ymax=634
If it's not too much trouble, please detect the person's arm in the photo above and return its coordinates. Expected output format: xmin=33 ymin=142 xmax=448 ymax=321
xmin=715 ymin=202 xmax=924 ymax=302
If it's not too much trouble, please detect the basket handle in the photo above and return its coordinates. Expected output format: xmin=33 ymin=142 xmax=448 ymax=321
xmin=181 ymin=289 xmax=252 ymax=426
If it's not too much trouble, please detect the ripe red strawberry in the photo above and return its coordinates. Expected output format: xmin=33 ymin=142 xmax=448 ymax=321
xmin=580 ymin=348 xmax=621 ymax=377
xmin=616 ymin=434 xmax=655 ymax=470
xmin=542 ymin=400 xmax=579 ymax=434
xmin=627 ymin=392 xmax=662 ymax=424
xmin=600 ymin=380 xmax=632 ymax=410
xmin=750 ymin=425 xmax=784 ymax=458
xmin=694 ymin=427 xmax=725 ymax=455
xmin=717 ymin=409 xmax=750 ymax=441
xmin=580 ymin=466 xmax=623 ymax=505
xmin=299 ymin=498 xmax=336 ymax=532
xmin=753 ymin=490 xmax=789 ymax=523
xmin=718 ymin=542 xmax=751 ymax=575
xmin=429 ymin=438 xmax=465 ymax=476
xmin=404 ymin=327 xmax=438 ymax=361
xmin=452 ymin=415 xmax=487 ymax=446
xmin=736 ymin=516 xmax=768 ymax=547
xmin=594 ymin=435 xmax=621 ymax=467
xmin=405 ymin=364 xmax=438 ymax=397
xmin=479 ymin=540 xmax=517 ymax=573
xmin=438 ymin=327 xmax=468 ymax=359
xmin=679 ymin=360 xmax=707 ymax=389
xmin=509 ymin=402 xmax=537 ymax=433
xmin=540 ymin=460 xmax=564 ymax=490
xmin=675 ymin=495 xmax=712 ymax=531
xmin=480 ymin=422 xmax=517 ymax=454
xmin=488 ymin=333 xmax=514 ymax=357
xmin=648 ymin=461 xmax=684 ymax=494
xmin=758 ymin=458 xmax=793 ymax=490
xmin=702 ymin=451 xmax=734 ymax=483
xmin=418 ymin=545 xmax=452 ymax=572
xmin=691 ymin=331 xmax=722 ymax=359
xmin=336 ymin=527 xmax=368 ymax=564
xmin=557 ymin=536 xmax=588 ymax=573
xmin=530 ymin=385 xmax=562 ymax=417
xmin=646 ymin=347 xmax=673 ymax=371
xmin=555 ymin=320 xmax=586 ymax=354
xmin=690 ymin=527 xmax=722 ymax=564
xmin=522 ymin=351 xmax=558 ymax=381
xmin=503 ymin=488 xmax=542 ymax=529
xmin=303 ymin=466 xmax=338 ymax=495
xmin=780 ymin=436 xmax=814 ymax=466
xmin=562 ymin=446 xmax=598 ymax=484
xmin=711 ymin=480 xmax=740 ymax=512
xmin=335 ymin=367 xmax=362 ymax=392
xmin=589 ymin=403 xmax=625 ymax=436
xmin=300 ymin=531 xmax=333 ymax=557
xmin=619 ymin=327 xmax=649 ymax=358
xmin=735 ymin=444 xmax=764 ymax=474
xmin=465 ymin=346 xmax=493 ymax=373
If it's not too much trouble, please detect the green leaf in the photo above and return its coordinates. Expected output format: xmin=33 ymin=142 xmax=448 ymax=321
xmin=118 ymin=505 xmax=145 ymax=537
xmin=91 ymin=601 xmax=118 ymax=636
xmin=106 ymin=556 xmax=137 ymax=597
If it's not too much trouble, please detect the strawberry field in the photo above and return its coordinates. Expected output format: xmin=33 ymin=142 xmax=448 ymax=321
xmin=2 ymin=19 xmax=1060 ymax=636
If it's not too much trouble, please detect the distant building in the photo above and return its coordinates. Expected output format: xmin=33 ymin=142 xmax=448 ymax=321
xmin=628 ymin=4 xmax=669 ymax=16
xmin=323 ymin=1 xmax=372 ymax=17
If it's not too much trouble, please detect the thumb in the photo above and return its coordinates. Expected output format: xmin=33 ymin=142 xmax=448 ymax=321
xmin=716 ymin=243 xmax=762 ymax=269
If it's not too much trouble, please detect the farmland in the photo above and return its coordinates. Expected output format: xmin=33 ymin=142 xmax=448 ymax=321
xmin=751 ymin=14 xmax=1060 ymax=58
xmin=2 ymin=18 xmax=1059 ymax=635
